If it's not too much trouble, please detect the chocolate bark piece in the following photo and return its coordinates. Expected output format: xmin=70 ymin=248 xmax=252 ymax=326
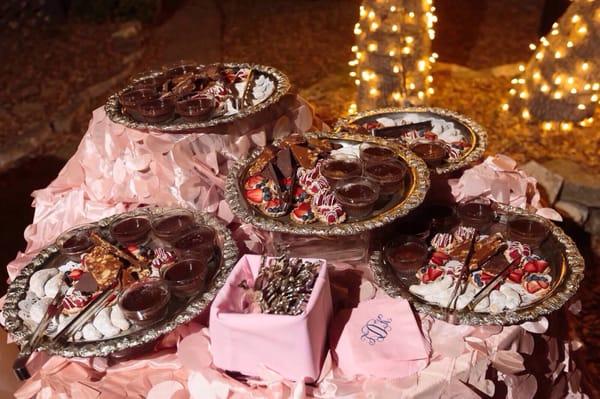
xmin=198 ymin=65 xmax=222 ymax=81
xmin=373 ymin=121 xmax=433 ymax=138
xmin=343 ymin=123 xmax=370 ymax=135
xmin=83 ymin=246 xmax=123 ymax=290
xmin=307 ymin=137 xmax=334 ymax=154
xmin=290 ymin=144 xmax=318 ymax=169
xmin=278 ymin=134 xmax=307 ymax=148
xmin=449 ymin=233 xmax=505 ymax=270
xmin=74 ymin=272 xmax=99 ymax=294
xmin=275 ymin=147 xmax=294 ymax=179
xmin=248 ymin=146 xmax=277 ymax=176
xmin=262 ymin=162 xmax=282 ymax=193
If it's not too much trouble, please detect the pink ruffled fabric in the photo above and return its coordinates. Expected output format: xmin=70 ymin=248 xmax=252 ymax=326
xmin=12 ymin=273 xmax=587 ymax=399
xmin=449 ymin=154 xmax=563 ymax=221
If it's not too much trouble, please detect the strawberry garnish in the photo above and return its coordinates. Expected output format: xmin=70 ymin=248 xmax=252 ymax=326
xmin=525 ymin=281 xmax=543 ymax=294
xmin=535 ymin=259 xmax=549 ymax=273
xmin=424 ymin=131 xmax=438 ymax=140
xmin=523 ymin=260 xmax=538 ymax=273
xmin=422 ymin=267 xmax=443 ymax=283
xmin=508 ymin=268 xmax=524 ymax=283
xmin=481 ymin=272 xmax=495 ymax=283
xmin=430 ymin=251 xmax=449 ymax=266
xmin=244 ymin=175 xmax=266 ymax=190
xmin=245 ymin=188 xmax=265 ymax=205
xmin=68 ymin=269 xmax=83 ymax=280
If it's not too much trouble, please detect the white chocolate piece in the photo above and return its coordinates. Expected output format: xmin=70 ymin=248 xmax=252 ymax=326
xmin=44 ymin=272 xmax=63 ymax=298
xmin=455 ymin=284 xmax=477 ymax=310
xmin=29 ymin=269 xmax=59 ymax=298
xmin=93 ymin=308 xmax=120 ymax=338
xmin=110 ymin=305 xmax=130 ymax=331
xmin=409 ymin=275 xmax=454 ymax=306
xmin=474 ymin=296 xmax=490 ymax=312
xmin=489 ymin=290 xmax=507 ymax=313
xmin=499 ymin=285 xmax=521 ymax=310
xmin=29 ymin=297 xmax=52 ymax=323
xmin=82 ymin=323 xmax=102 ymax=341
xmin=375 ymin=117 xmax=396 ymax=127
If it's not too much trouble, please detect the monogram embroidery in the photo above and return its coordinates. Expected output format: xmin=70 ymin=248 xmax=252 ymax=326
xmin=360 ymin=314 xmax=392 ymax=345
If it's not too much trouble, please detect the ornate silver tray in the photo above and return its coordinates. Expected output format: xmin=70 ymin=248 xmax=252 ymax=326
xmin=2 ymin=208 xmax=239 ymax=358
xmin=105 ymin=63 xmax=291 ymax=133
xmin=370 ymin=204 xmax=584 ymax=325
xmin=225 ymin=131 xmax=430 ymax=236
xmin=335 ymin=107 xmax=487 ymax=175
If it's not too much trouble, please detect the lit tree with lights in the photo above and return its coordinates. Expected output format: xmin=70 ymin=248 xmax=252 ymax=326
xmin=502 ymin=0 xmax=599 ymax=132
xmin=349 ymin=0 xmax=437 ymax=113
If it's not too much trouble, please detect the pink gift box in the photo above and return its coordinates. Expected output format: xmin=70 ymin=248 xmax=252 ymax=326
xmin=209 ymin=255 xmax=333 ymax=382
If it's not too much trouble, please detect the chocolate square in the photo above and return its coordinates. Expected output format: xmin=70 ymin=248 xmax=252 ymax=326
xmin=275 ymin=147 xmax=294 ymax=179
xmin=74 ymin=272 xmax=99 ymax=294
xmin=290 ymin=144 xmax=317 ymax=169
xmin=373 ymin=121 xmax=433 ymax=138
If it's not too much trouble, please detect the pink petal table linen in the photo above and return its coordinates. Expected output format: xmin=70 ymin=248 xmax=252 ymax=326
xmin=448 ymin=154 xmax=563 ymax=221
xmin=209 ymin=255 xmax=333 ymax=382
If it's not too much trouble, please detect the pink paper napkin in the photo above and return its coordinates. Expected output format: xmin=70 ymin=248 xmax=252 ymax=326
xmin=331 ymin=298 xmax=430 ymax=379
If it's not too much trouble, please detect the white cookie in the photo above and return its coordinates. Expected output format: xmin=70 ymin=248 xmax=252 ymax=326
xmin=110 ymin=305 xmax=130 ymax=331
xmin=499 ymin=284 xmax=521 ymax=310
xmin=29 ymin=269 xmax=59 ymax=298
xmin=93 ymin=308 xmax=120 ymax=338
xmin=474 ymin=296 xmax=490 ymax=312
xmin=489 ymin=290 xmax=507 ymax=313
xmin=82 ymin=323 xmax=102 ymax=341
xmin=29 ymin=297 xmax=52 ymax=323
xmin=44 ymin=272 xmax=63 ymax=298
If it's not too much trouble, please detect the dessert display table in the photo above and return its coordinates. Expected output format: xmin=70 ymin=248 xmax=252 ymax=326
xmin=0 ymin=93 xmax=587 ymax=398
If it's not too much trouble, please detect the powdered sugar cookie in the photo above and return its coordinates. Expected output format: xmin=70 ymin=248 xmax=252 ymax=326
xmin=29 ymin=268 xmax=59 ymax=298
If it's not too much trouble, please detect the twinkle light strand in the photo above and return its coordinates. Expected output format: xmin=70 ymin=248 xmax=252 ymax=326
xmin=349 ymin=0 xmax=437 ymax=112
xmin=502 ymin=2 xmax=599 ymax=130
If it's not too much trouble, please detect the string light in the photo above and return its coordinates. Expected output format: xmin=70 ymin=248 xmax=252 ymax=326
xmin=350 ymin=1 xmax=436 ymax=109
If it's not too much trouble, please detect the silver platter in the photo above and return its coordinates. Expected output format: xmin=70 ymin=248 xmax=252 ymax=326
xmin=2 ymin=208 xmax=239 ymax=358
xmin=225 ymin=131 xmax=430 ymax=236
xmin=105 ymin=63 xmax=291 ymax=133
xmin=335 ymin=107 xmax=488 ymax=175
xmin=370 ymin=204 xmax=585 ymax=325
